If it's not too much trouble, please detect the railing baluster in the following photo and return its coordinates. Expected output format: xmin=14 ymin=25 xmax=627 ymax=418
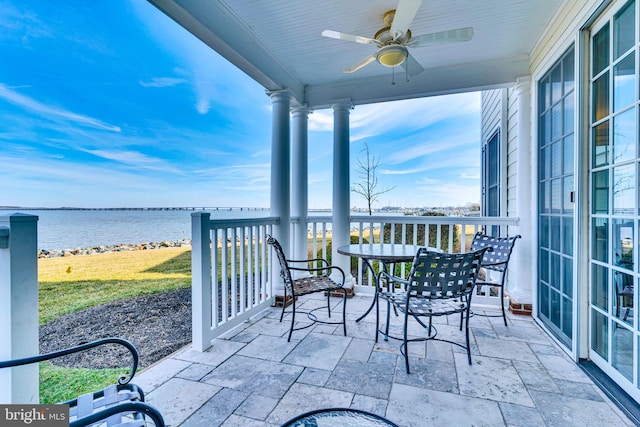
xmin=253 ymin=226 xmax=258 ymax=303
xmin=263 ymin=225 xmax=270 ymax=301
xmin=239 ymin=227 xmax=246 ymax=313
xmin=247 ymin=227 xmax=254 ymax=308
xmin=321 ymin=222 xmax=327 ymax=266
xmin=212 ymin=228 xmax=220 ymax=327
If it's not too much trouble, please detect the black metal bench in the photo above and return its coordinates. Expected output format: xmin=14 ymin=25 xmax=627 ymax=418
xmin=0 ymin=337 xmax=165 ymax=427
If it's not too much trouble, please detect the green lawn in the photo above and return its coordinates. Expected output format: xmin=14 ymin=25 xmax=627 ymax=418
xmin=38 ymin=247 xmax=191 ymax=403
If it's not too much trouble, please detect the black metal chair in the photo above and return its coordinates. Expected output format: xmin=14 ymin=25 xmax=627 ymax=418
xmin=615 ymin=272 xmax=634 ymax=322
xmin=0 ymin=338 xmax=165 ymax=427
xmin=469 ymin=232 xmax=521 ymax=326
xmin=376 ymin=248 xmax=488 ymax=373
xmin=267 ymin=235 xmax=347 ymax=341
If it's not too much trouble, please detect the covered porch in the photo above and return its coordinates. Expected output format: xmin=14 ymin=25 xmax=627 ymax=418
xmin=135 ymin=293 xmax=632 ymax=426
xmin=3 ymin=0 xmax=640 ymax=423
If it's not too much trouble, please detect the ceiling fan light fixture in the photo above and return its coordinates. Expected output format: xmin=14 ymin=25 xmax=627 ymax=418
xmin=376 ymin=45 xmax=408 ymax=67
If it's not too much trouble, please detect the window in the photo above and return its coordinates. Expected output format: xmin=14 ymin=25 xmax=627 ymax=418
xmin=483 ymin=131 xmax=500 ymax=235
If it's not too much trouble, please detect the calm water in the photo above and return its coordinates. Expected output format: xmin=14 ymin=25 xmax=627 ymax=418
xmin=0 ymin=209 xmax=270 ymax=250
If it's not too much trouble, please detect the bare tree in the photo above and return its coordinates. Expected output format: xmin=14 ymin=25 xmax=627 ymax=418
xmin=352 ymin=142 xmax=395 ymax=215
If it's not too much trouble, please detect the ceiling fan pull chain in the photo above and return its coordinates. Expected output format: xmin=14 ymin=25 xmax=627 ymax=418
xmin=391 ymin=66 xmax=396 ymax=85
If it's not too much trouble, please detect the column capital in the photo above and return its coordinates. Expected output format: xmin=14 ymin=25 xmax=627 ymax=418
xmin=291 ymin=105 xmax=310 ymax=118
xmin=514 ymin=75 xmax=532 ymax=94
xmin=331 ymin=99 xmax=354 ymax=112
xmin=266 ymin=89 xmax=291 ymax=103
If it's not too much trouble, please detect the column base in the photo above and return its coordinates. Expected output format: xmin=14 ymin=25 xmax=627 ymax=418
xmin=274 ymin=295 xmax=295 ymax=308
xmin=509 ymin=297 xmax=533 ymax=316
xmin=328 ymin=287 xmax=355 ymax=298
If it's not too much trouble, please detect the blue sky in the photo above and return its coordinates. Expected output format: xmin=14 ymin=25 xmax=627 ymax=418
xmin=0 ymin=0 xmax=481 ymax=210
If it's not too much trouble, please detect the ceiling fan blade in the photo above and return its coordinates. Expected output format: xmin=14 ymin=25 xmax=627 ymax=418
xmin=343 ymin=54 xmax=377 ymax=73
xmin=390 ymin=0 xmax=423 ymax=39
xmin=401 ymin=52 xmax=425 ymax=77
xmin=409 ymin=27 xmax=474 ymax=45
xmin=322 ymin=30 xmax=381 ymax=46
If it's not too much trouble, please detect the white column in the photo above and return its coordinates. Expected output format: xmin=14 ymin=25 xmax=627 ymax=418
xmin=332 ymin=101 xmax=356 ymax=287
xmin=269 ymin=90 xmax=291 ymax=298
xmin=291 ymin=106 xmax=309 ymax=266
xmin=0 ymin=214 xmax=39 ymax=403
xmin=509 ymin=76 xmax=533 ymax=305
xmin=191 ymin=212 xmax=211 ymax=352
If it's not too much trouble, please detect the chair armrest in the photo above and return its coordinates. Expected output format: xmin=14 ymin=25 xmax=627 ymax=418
xmin=287 ymin=257 xmax=330 ymax=266
xmin=0 ymin=337 xmax=139 ymax=385
xmin=377 ymin=270 xmax=410 ymax=291
xmin=481 ymin=259 xmax=507 ymax=268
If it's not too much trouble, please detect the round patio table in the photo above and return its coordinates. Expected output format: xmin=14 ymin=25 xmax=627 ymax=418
xmin=280 ymin=408 xmax=398 ymax=427
xmin=337 ymin=244 xmax=425 ymax=322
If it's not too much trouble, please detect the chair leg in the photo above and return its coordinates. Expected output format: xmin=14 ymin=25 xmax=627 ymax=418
xmin=465 ymin=308 xmax=472 ymax=365
xmin=287 ymin=298 xmax=296 ymax=342
xmin=500 ymin=286 xmax=507 ymax=326
xmin=459 ymin=293 xmax=468 ymax=331
xmin=341 ymin=288 xmax=347 ymax=336
xmin=403 ymin=310 xmax=410 ymax=374
xmin=384 ymin=299 xmax=391 ymax=341
xmin=279 ymin=291 xmax=288 ymax=323
xmin=327 ymin=292 xmax=332 ymax=318
xmin=375 ymin=294 xmax=380 ymax=343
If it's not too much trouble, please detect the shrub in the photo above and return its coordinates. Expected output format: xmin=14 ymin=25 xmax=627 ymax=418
xmin=317 ymin=235 xmax=369 ymax=274
xmin=382 ymin=212 xmax=460 ymax=252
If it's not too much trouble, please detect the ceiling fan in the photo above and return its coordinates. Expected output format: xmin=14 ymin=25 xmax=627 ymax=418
xmin=321 ymin=0 xmax=473 ymax=76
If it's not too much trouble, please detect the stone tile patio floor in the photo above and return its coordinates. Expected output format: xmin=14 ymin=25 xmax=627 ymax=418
xmin=136 ymin=293 xmax=635 ymax=426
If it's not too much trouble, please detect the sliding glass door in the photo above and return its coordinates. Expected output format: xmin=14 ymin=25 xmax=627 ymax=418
xmin=538 ymin=47 xmax=576 ymax=348
xmin=588 ymin=0 xmax=638 ymax=399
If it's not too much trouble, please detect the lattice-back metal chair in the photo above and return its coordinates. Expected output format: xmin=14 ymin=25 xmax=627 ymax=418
xmin=267 ymin=235 xmax=347 ymax=341
xmin=469 ymin=232 xmax=521 ymax=326
xmin=376 ymin=248 xmax=488 ymax=373
xmin=0 ymin=338 xmax=165 ymax=427
xmin=615 ymin=272 xmax=634 ymax=322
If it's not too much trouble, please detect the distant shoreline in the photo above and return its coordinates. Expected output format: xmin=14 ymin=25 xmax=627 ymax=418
xmin=39 ymin=239 xmax=192 ymax=258
xmin=0 ymin=206 xmax=269 ymax=211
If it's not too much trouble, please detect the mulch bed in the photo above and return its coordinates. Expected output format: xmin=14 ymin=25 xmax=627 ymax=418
xmin=39 ymin=288 xmax=191 ymax=369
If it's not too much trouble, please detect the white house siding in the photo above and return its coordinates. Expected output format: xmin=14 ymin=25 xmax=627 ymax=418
xmin=506 ymin=87 xmax=519 ymax=219
xmin=530 ymin=0 xmax=605 ymax=71
xmin=480 ymin=88 xmax=504 ymax=216
xmin=481 ymin=90 xmax=502 ymax=141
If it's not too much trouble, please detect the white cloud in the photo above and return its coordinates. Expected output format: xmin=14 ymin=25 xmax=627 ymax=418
xmin=132 ymin=1 xmax=268 ymax=116
xmin=81 ymin=149 xmax=182 ymax=173
xmin=414 ymin=181 xmax=481 ymax=206
xmin=461 ymin=172 xmax=480 ymax=179
xmin=251 ymin=149 xmax=270 ymax=158
xmin=139 ymin=77 xmax=187 ymax=87
xmin=193 ymin=163 xmax=270 ymax=186
xmin=309 ymin=92 xmax=480 ymax=136
xmin=308 ymin=110 xmax=334 ymax=132
xmin=0 ymin=84 xmax=121 ymax=132
xmin=384 ymin=135 xmax=476 ymax=165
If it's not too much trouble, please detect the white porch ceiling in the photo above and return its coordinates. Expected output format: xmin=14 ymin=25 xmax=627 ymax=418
xmin=148 ymin=0 xmax=564 ymax=108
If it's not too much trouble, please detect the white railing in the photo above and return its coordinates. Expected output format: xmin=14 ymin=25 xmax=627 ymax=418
xmin=194 ymin=213 xmax=518 ymax=350
xmin=304 ymin=215 xmax=519 ymax=305
xmin=191 ymin=212 xmax=278 ymax=351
